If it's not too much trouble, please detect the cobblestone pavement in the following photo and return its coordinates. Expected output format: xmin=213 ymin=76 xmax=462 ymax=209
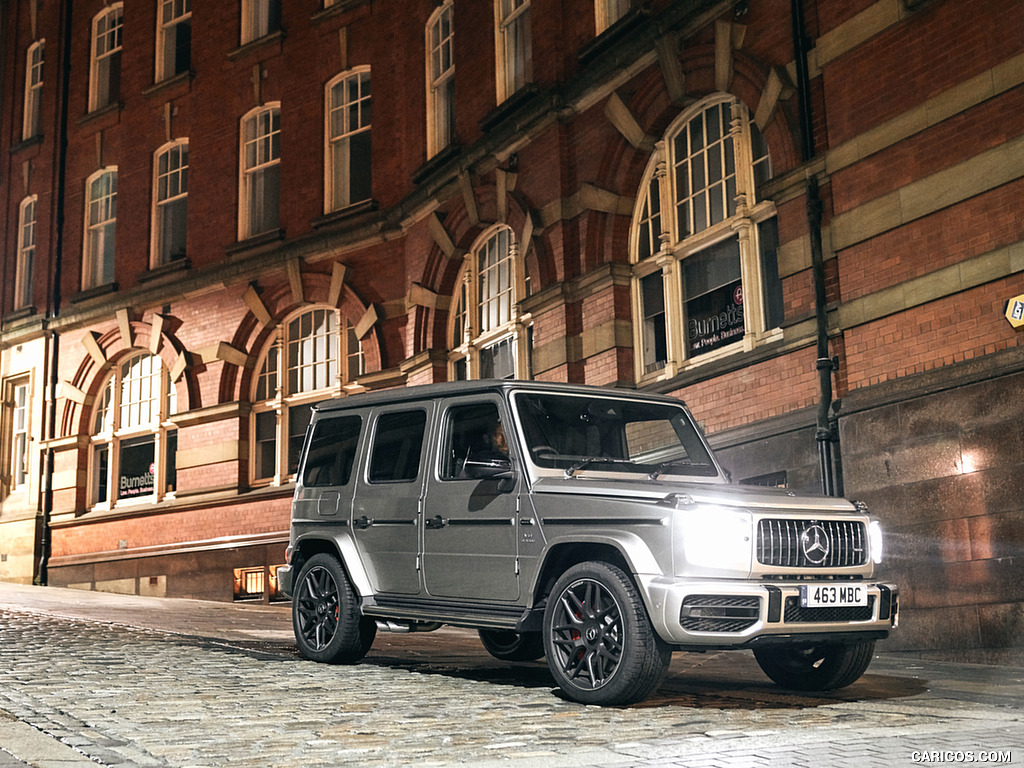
xmin=0 ymin=585 xmax=1021 ymax=767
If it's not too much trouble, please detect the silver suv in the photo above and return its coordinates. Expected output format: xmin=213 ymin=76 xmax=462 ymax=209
xmin=278 ymin=381 xmax=898 ymax=705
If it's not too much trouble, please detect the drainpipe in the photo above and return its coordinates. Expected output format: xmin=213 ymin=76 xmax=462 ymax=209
xmin=790 ymin=0 xmax=838 ymax=495
xmin=37 ymin=0 xmax=74 ymax=585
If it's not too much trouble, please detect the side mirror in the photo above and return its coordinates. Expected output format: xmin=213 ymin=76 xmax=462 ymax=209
xmin=464 ymin=455 xmax=515 ymax=481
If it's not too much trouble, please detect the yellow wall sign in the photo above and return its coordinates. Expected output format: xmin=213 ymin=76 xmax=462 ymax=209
xmin=1007 ymin=294 xmax=1024 ymax=329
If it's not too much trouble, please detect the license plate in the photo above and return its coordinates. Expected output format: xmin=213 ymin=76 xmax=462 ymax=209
xmin=800 ymin=583 xmax=868 ymax=608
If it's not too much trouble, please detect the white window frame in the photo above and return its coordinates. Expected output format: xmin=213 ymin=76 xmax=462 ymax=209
xmin=23 ymin=41 xmax=44 ymax=140
xmin=595 ymin=0 xmax=630 ymax=34
xmin=241 ymin=0 xmax=280 ymax=45
xmin=239 ymin=104 xmax=281 ymax=240
xmin=152 ymin=140 xmax=189 ymax=266
xmin=6 ymin=380 xmax=30 ymax=494
xmin=83 ymin=168 xmax=117 ymax=290
xmin=90 ymin=5 xmax=123 ymax=112
xmin=89 ymin=353 xmax=177 ymax=511
xmin=448 ymin=225 xmax=531 ymax=381
xmin=325 ymin=68 xmax=372 ymax=213
xmin=156 ymin=0 xmax=191 ymax=82
xmin=426 ymin=2 xmax=455 ymax=159
xmin=629 ymin=94 xmax=779 ymax=383
xmin=251 ymin=307 xmax=365 ymax=486
xmin=494 ymin=0 xmax=531 ymax=103
xmin=16 ymin=196 xmax=37 ymax=310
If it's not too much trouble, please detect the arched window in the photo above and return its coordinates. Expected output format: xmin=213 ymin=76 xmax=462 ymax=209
xmin=90 ymin=353 xmax=177 ymax=509
xmin=84 ymin=168 xmax=117 ymax=289
xmin=251 ymin=307 xmax=365 ymax=484
xmin=325 ymin=68 xmax=372 ymax=213
xmin=239 ymin=104 xmax=280 ymax=240
xmin=153 ymin=140 xmax=189 ymax=266
xmin=449 ymin=225 xmax=531 ymax=380
xmin=426 ymin=2 xmax=454 ymax=159
xmin=89 ymin=4 xmax=123 ymax=112
xmin=630 ymin=95 xmax=781 ymax=380
xmin=16 ymin=196 xmax=36 ymax=310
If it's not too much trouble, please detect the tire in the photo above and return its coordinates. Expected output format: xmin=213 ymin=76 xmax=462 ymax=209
xmin=543 ymin=561 xmax=670 ymax=705
xmin=478 ymin=629 xmax=546 ymax=661
xmin=753 ymin=640 xmax=875 ymax=691
xmin=292 ymin=553 xmax=376 ymax=664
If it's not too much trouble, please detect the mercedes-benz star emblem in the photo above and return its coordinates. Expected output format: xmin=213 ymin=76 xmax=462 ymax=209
xmin=800 ymin=524 xmax=831 ymax=565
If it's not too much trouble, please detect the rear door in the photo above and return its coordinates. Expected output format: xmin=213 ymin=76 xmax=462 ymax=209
xmin=421 ymin=396 xmax=520 ymax=601
xmin=352 ymin=404 xmax=433 ymax=595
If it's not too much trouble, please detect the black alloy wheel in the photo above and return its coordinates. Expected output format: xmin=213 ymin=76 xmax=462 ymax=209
xmin=292 ymin=553 xmax=376 ymax=664
xmin=753 ymin=640 xmax=875 ymax=691
xmin=543 ymin=561 xmax=670 ymax=705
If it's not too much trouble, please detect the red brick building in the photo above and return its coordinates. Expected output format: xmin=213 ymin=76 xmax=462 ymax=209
xmin=1 ymin=0 xmax=1022 ymax=661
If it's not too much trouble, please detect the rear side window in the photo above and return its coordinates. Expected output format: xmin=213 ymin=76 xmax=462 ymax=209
xmin=369 ymin=410 xmax=427 ymax=483
xmin=302 ymin=415 xmax=362 ymax=487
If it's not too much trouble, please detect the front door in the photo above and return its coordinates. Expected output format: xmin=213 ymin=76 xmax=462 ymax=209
xmin=352 ymin=405 xmax=433 ymax=595
xmin=422 ymin=397 xmax=520 ymax=601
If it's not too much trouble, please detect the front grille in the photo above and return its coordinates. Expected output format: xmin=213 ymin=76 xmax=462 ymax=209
xmin=784 ymin=595 xmax=875 ymax=623
xmin=757 ymin=519 xmax=868 ymax=568
xmin=680 ymin=595 xmax=760 ymax=633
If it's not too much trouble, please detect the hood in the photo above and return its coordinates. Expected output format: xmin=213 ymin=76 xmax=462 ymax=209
xmin=529 ymin=475 xmax=857 ymax=514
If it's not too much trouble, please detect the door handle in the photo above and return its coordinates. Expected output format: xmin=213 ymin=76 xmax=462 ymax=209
xmin=425 ymin=515 xmax=448 ymax=529
xmin=354 ymin=515 xmax=373 ymax=529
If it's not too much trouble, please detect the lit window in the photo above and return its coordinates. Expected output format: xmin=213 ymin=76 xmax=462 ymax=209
xmin=241 ymin=0 xmax=281 ymax=44
xmin=23 ymin=41 xmax=44 ymax=140
xmin=153 ymin=141 xmax=189 ymax=265
xmin=495 ymin=0 xmax=531 ymax=102
xmin=426 ymin=2 xmax=454 ymax=158
xmin=90 ymin=353 xmax=177 ymax=509
xmin=84 ymin=169 xmax=117 ymax=289
xmin=240 ymin=104 xmax=281 ymax=239
xmin=16 ymin=197 xmax=36 ymax=310
xmin=156 ymin=0 xmax=191 ymax=82
xmin=326 ymin=69 xmax=371 ymax=213
xmin=252 ymin=308 xmax=365 ymax=484
xmin=90 ymin=5 xmax=123 ymax=111
xmin=630 ymin=95 xmax=782 ymax=379
xmin=449 ymin=226 xmax=531 ymax=380
xmin=595 ymin=0 xmax=630 ymax=34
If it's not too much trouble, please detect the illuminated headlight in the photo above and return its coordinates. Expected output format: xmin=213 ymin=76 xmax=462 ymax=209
xmin=679 ymin=506 xmax=752 ymax=572
xmin=868 ymin=520 xmax=884 ymax=564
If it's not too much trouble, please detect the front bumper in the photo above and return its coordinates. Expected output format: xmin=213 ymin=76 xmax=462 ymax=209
xmin=642 ymin=577 xmax=899 ymax=648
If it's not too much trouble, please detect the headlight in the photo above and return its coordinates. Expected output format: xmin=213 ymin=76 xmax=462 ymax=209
xmin=679 ymin=505 xmax=752 ymax=573
xmin=868 ymin=520 xmax=884 ymax=564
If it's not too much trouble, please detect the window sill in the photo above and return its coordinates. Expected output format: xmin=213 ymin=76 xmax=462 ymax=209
xmin=480 ymin=85 xmax=540 ymax=133
xmin=311 ymin=0 xmax=372 ymax=24
xmin=9 ymin=135 xmax=43 ymax=155
xmin=227 ymin=29 xmax=285 ymax=62
xmin=311 ymin=199 xmax=378 ymax=229
xmin=142 ymin=71 xmax=192 ymax=99
xmin=578 ymin=7 xmax=650 ymax=65
xmin=226 ymin=228 xmax=285 ymax=257
xmin=138 ymin=258 xmax=191 ymax=284
xmin=70 ymin=282 xmax=119 ymax=304
xmin=412 ymin=144 xmax=462 ymax=185
xmin=78 ymin=101 xmax=122 ymax=128
xmin=3 ymin=306 xmax=38 ymax=323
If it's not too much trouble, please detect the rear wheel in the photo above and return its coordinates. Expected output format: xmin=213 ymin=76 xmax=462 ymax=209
xmin=478 ymin=629 xmax=545 ymax=661
xmin=292 ymin=553 xmax=376 ymax=664
xmin=543 ymin=561 xmax=670 ymax=705
xmin=753 ymin=640 xmax=875 ymax=691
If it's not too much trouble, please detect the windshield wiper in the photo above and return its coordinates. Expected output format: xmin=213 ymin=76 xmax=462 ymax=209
xmin=648 ymin=458 xmax=694 ymax=480
xmin=564 ymin=456 xmax=635 ymax=478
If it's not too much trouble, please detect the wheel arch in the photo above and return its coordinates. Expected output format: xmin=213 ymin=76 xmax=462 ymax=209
xmin=530 ymin=535 xmax=657 ymax=607
xmin=292 ymin=534 xmax=374 ymax=597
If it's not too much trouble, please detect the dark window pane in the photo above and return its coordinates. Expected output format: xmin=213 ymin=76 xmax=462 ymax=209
xmin=369 ymin=410 xmax=427 ymax=482
xmin=302 ymin=415 xmax=362 ymax=487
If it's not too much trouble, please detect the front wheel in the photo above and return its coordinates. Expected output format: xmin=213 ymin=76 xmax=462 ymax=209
xmin=753 ymin=640 xmax=875 ymax=691
xmin=292 ymin=553 xmax=376 ymax=664
xmin=543 ymin=561 xmax=670 ymax=705
xmin=478 ymin=629 xmax=546 ymax=661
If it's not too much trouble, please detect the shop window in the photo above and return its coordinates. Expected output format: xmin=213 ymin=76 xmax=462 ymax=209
xmin=630 ymin=95 xmax=782 ymax=380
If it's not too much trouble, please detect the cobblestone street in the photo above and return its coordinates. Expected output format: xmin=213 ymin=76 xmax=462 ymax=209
xmin=0 ymin=584 xmax=1021 ymax=767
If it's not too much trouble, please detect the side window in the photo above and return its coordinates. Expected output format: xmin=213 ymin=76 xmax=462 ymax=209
xmin=440 ymin=403 xmax=505 ymax=480
xmin=368 ymin=410 xmax=426 ymax=483
xmin=301 ymin=415 xmax=362 ymax=488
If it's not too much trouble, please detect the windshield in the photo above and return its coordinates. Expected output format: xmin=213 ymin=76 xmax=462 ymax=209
xmin=513 ymin=392 xmax=718 ymax=477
